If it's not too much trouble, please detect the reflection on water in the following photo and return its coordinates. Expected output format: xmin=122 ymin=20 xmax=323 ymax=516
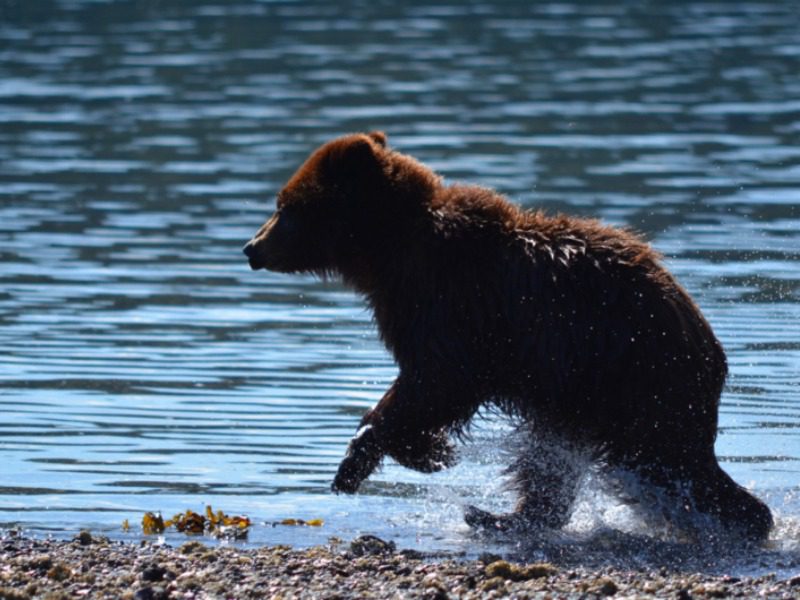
xmin=1 ymin=0 xmax=798 ymax=574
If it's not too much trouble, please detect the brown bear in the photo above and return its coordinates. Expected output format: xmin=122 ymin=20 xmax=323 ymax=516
xmin=243 ymin=131 xmax=773 ymax=541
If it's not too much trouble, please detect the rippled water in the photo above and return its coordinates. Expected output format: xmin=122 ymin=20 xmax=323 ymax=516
xmin=1 ymin=0 xmax=799 ymax=574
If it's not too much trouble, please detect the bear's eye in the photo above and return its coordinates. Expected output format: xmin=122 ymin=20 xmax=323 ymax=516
xmin=276 ymin=203 xmax=298 ymax=221
xmin=275 ymin=205 xmax=299 ymax=236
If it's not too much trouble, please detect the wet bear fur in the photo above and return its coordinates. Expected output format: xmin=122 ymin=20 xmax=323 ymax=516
xmin=243 ymin=131 xmax=773 ymax=541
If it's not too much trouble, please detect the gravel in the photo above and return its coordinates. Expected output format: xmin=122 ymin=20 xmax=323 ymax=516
xmin=1 ymin=529 xmax=799 ymax=599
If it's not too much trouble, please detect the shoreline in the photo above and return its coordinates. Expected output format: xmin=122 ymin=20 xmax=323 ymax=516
xmin=2 ymin=531 xmax=799 ymax=599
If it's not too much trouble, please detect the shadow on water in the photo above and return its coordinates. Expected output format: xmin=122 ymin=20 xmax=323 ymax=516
xmin=0 ymin=0 xmax=798 ymax=573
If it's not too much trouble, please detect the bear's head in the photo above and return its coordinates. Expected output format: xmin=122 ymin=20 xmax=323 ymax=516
xmin=243 ymin=131 xmax=436 ymax=277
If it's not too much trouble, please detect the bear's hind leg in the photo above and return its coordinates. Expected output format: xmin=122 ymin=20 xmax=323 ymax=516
xmin=465 ymin=428 xmax=589 ymax=533
xmin=678 ymin=460 xmax=773 ymax=541
xmin=607 ymin=450 xmax=773 ymax=542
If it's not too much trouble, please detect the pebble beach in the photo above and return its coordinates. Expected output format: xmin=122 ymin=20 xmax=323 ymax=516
xmin=2 ymin=530 xmax=799 ymax=600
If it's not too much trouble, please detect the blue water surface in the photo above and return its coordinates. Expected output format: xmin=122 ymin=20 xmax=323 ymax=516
xmin=1 ymin=0 xmax=798 ymax=575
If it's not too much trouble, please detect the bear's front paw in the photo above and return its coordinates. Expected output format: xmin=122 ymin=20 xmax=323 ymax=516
xmin=464 ymin=505 xmax=523 ymax=533
xmin=332 ymin=447 xmax=379 ymax=494
xmin=331 ymin=425 xmax=383 ymax=494
xmin=332 ymin=458 xmax=365 ymax=494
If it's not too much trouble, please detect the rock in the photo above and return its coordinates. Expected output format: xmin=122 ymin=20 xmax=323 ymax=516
xmin=484 ymin=559 xmax=557 ymax=581
xmin=134 ymin=588 xmax=154 ymax=600
xmin=141 ymin=565 xmax=167 ymax=582
xmin=0 ymin=533 xmax=797 ymax=599
xmin=74 ymin=531 xmax=92 ymax=546
xmin=592 ymin=577 xmax=618 ymax=596
xmin=477 ymin=552 xmax=502 ymax=565
xmin=484 ymin=560 xmax=514 ymax=579
xmin=28 ymin=555 xmax=53 ymax=573
xmin=522 ymin=562 xmax=559 ymax=579
xmin=178 ymin=541 xmax=205 ymax=555
xmin=349 ymin=535 xmax=396 ymax=557
xmin=133 ymin=587 xmax=168 ymax=600
xmin=0 ymin=586 xmax=31 ymax=600
xmin=480 ymin=576 xmax=507 ymax=593
xmin=46 ymin=563 xmax=71 ymax=582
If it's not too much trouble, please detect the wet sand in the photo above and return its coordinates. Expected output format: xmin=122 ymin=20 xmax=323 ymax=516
xmin=1 ymin=530 xmax=799 ymax=599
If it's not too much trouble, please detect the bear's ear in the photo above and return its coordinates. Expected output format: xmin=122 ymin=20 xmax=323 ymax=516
xmin=324 ymin=134 xmax=381 ymax=177
xmin=367 ymin=131 xmax=388 ymax=148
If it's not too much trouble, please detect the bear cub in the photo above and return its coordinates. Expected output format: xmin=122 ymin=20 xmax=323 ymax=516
xmin=244 ymin=131 xmax=773 ymax=541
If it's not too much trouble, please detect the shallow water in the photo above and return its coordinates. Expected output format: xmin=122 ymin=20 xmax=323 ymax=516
xmin=1 ymin=0 xmax=799 ymax=575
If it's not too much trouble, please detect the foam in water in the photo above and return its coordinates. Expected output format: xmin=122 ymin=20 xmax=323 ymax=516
xmin=401 ymin=421 xmax=800 ymax=577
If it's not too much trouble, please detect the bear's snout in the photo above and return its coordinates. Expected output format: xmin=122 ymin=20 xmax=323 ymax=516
xmin=243 ymin=212 xmax=294 ymax=272
xmin=242 ymin=239 xmax=263 ymax=270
